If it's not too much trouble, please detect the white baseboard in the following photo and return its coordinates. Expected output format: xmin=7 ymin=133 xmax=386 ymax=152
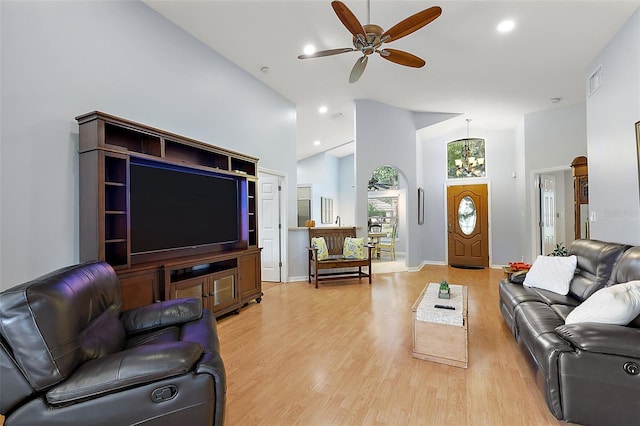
xmin=286 ymin=276 xmax=309 ymax=283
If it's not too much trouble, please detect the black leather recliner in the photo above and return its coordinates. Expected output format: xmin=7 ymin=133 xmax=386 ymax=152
xmin=0 ymin=261 xmax=226 ymax=425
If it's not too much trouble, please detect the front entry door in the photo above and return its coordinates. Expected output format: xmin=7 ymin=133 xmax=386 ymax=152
xmin=447 ymin=184 xmax=489 ymax=268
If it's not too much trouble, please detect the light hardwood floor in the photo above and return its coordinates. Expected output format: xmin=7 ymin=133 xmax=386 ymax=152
xmin=0 ymin=266 xmax=571 ymax=426
xmin=218 ymin=265 xmax=573 ymax=425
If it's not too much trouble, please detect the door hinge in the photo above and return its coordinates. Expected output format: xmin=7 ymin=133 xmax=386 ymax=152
xmin=278 ymin=223 xmax=282 ymax=229
xmin=279 ymin=262 xmax=283 ymax=267
xmin=278 ymin=185 xmax=282 ymax=191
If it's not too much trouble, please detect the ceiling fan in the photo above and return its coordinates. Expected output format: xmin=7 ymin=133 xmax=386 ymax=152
xmin=298 ymin=0 xmax=442 ymax=83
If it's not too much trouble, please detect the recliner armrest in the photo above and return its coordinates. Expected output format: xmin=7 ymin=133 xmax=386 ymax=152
xmin=121 ymin=298 xmax=202 ymax=335
xmin=556 ymin=323 xmax=640 ymax=358
xmin=46 ymin=341 xmax=203 ymax=405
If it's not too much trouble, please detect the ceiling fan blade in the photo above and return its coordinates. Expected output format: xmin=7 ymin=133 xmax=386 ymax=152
xmin=349 ymin=56 xmax=368 ymax=83
xmin=381 ymin=6 xmax=442 ymax=43
xmin=378 ymin=49 xmax=426 ymax=68
xmin=298 ymin=48 xmax=355 ymax=59
xmin=331 ymin=1 xmax=366 ymax=39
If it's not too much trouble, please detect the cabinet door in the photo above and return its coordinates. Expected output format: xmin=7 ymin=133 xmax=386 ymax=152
xmin=119 ymin=271 xmax=159 ymax=310
xmin=210 ymin=270 xmax=238 ymax=314
xmin=238 ymin=252 xmax=262 ymax=303
xmin=170 ymin=276 xmax=210 ymax=311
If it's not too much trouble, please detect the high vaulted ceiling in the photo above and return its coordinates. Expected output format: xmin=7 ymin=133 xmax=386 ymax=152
xmin=144 ymin=1 xmax=640 ymax=160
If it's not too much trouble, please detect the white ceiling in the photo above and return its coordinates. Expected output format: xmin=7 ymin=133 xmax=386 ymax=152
xmin=144 ymin=0 xmax=640 ymax=160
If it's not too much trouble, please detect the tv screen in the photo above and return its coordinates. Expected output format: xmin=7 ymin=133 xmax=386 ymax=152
xmin=129 ymin=160 xmax=240 ymax=254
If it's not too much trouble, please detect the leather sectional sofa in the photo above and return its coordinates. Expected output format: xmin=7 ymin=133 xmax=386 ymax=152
xmin=499 ymin=239 xmax=640 ymax=425
xmin=0 ymin=261 xmax=226 ymax=425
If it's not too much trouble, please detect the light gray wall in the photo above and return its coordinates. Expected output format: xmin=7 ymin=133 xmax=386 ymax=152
xmin=355 ymin=100 xmax=421 ymax=268
xmin=521 ymin=103 xmax=587 ymax=261
xmin=0 ymin=0 xmax=297 ymax=289
xmin=297 ymin=152 xmax=340 ymax=225
xmin=514 ymin=119 xmax=527 ymax=261
xmin=586 ymin=8 xmax=640 ymax=245
xmin=421 ymin=130 xmax=448 ymax=263
xmin=338 ymin=155 xmax=356 ymax=226
xmin=419 ymin=127 xmax=519 ymax=266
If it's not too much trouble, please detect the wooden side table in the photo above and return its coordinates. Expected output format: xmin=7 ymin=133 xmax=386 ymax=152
xmin=411 ymin=283 xmax=468 ymax=368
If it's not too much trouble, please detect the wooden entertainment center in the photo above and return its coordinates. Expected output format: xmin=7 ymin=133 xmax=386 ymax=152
xmin=77 ymin=111 xmax=262 ymax=317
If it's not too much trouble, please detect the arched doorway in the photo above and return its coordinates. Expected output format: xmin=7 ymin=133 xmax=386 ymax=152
xmin=367 ymin=165 xmax=407 ymax=272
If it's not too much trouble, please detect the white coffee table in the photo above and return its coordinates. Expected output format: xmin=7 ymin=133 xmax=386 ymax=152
xmin=411 ymin=283 xmax=468 ymax=368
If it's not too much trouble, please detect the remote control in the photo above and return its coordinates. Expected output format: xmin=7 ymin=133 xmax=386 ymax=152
xmin=434 ymin=304 xmax=455 ymax=310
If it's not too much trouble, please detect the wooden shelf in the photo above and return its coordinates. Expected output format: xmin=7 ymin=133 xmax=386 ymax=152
xmin=77 ymin=111 xmax=262 ymax=313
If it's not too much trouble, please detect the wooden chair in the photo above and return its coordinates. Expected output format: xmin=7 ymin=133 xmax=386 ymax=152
xmin=376 ymin=221 xmax=398 ymax=260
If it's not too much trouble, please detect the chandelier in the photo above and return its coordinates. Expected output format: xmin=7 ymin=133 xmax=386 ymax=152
xmin=454 ymin=119 xmax=485 ymax=177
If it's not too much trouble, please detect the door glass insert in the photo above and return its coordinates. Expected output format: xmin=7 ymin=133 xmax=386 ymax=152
xmin=458 ymin=196 xmax=476 ymax=235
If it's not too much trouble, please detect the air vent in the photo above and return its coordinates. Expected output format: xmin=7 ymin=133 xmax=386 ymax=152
xmin=588 ymin=66 xmax=603 ymax=96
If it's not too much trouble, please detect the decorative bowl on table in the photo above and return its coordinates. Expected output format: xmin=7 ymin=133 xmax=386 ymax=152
xmin=508 ymin=262 xmax=532 ymax=271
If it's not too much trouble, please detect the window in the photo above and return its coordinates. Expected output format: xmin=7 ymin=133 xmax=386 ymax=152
xmin=447 ymin=138 xmax=486 ymax=179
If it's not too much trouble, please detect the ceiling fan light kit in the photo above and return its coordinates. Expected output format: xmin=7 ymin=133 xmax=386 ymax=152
xmin=297 ymin=0 xmax=442 ymax=83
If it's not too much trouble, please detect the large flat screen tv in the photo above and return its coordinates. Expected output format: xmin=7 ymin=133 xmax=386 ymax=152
xmin=129 ymin=159 xmax=242 ymax=258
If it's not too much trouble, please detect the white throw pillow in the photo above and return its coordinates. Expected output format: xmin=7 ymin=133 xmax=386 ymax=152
xmin=565 ymin=281 xmax=640 ymax=325
xmin=523 ymin=255 xmax=577 ymax=295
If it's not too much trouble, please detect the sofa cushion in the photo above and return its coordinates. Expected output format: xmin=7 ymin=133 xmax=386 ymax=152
xmin=514 ymin=301 xmax=572 ymax=418
xmin=613 ymin=246 xmax=640 ymax=284
xmin=80 ymin=309 xmax=126 ymax=360
xmin=46 ymin=341 xmax=203 ymax=405
xmin=565 ymin=281 xmax=640 ymax=325
xmin=310 ymin=237 xmax=329 ymax=260
xmin=121 ymin=298 xmax=202 ymax=335
xmin=568 ymin=239 xmax=630 ymax=301
xmin=0 ymin=261 xmax=121 ymax=391
xmin=524 ymin=255 xmax=577 ymax=295
xmin=499 ymin=280 xmax=544 ymax=317
xmin=528 ymin=288 xmax=581 ymax=309
xmin=550 ymin=304 xmax=575 ymax=321
xmin=612 ymin=247 xmax=640 ymax=327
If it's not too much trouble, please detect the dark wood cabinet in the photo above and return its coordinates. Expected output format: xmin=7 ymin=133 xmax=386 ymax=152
xmin=571 ymin=156 xmax=589 ymax=240
xmin=164 ymin=250 xmax=262 ymax=317
xmin=118 ymin=269 xmax=161 ymax=310
xmin=239 ymin=251 xmax=262 ymax=304
xmin=77 ymin=111 xmax=262 ymax=315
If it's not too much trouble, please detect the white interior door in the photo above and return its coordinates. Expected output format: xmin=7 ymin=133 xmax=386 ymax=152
xmin=540 ymin=174 xmax=556 ymax=255
xmin=258 ymin=172 xmax=281 ymax=282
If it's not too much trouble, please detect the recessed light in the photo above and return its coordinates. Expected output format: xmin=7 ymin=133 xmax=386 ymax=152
xmin=497 ymin=20 xmax=515 ymax=33
xmin=313 ymin=140 xmax=321 ymax=146
xmin=318 ymin=106 xmax=328 ymax=114
xmin=303 ymin=44 xmax=316 ymax=55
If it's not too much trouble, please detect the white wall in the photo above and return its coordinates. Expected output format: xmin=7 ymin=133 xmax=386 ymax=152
xmin=586 ymin=8 xmax=640 ymax=244
xmin=0 ymin=1 xmax=297 ymax=289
